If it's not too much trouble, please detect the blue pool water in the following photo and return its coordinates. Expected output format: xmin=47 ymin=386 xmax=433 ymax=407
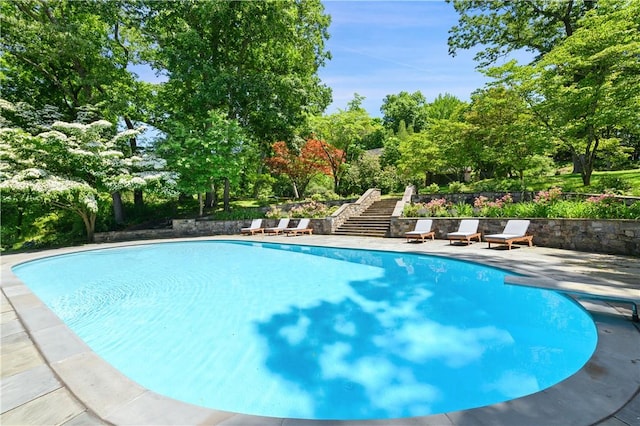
xmin=13 ymin=241 xmax=598 ymax=420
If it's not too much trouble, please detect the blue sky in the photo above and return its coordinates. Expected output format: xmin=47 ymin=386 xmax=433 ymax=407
xmin=319 ymin=1 xmax=488 ymax=117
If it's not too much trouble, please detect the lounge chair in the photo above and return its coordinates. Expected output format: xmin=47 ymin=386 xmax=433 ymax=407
xmin=447 ymin=219 xmax=481 ymax=245
xmin=240 ymin=218 xmax=264 ymax=235
xmin=484 ymin=219 xmax=533 ymax=250
xmin=264 ymin=218 xmax=290 ymax=235
xmin=405 ymin=219 xmax=434 ymax=243
xmin=284 ymin=218 xmax=313 ymax=236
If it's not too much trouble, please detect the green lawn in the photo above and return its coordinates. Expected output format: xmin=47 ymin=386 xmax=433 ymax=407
xmin=535 ymin=169 xmax=640 ymax=196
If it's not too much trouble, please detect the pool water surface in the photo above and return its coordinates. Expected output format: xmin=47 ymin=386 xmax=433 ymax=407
xmin=12 ymin=241 xmax=598 ymax=420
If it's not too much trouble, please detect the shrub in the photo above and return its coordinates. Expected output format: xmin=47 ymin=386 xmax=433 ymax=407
xmin=403 ymin=203 xmax=421 ymax=217
xmin=448 ymin=181 xmax=466 ymax=193
xmin=473 ymin=193 xmax=513 ymax=216
xmin=424 ymin=183 xmax=440 ymax=194
xmin=423 ymin=198 xmax=451 ymax=216
xmin=533 ymin=187 xmax=563 ymax=204
xmin=265 ymin=205 xmax=286 ymax=219
xmin=450 ymin=201 xmax=474 ymax=217
xmin=591 ymin=176 xmax=632 ymax=194
xmin=288 ymin=200 xmax=335 ymax=218
xmin=584 ymin=193 xmax=628 ymax=218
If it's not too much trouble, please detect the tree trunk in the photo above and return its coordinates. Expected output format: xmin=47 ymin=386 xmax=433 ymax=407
xmin=205 ymin=181 xmax=216 ymax=209
xmin=124 ymin=116 xmax=144 ymax=210
xmin=80 ymin=211 xmax=96 ymax=243
xmin=223 ymin=178 xmax=230 ymax=212
xmin=134 ymin=190 xmax=143 ymax=209
xmin=198 ymin=193 xmax=204 ymax=216
xmin=111 ymin=191 xmax=125 ymax=224
xmin=572 ymin=153 xmax=584 ymax=174
xmin=292 ymin=181 xmax=300 ymax=199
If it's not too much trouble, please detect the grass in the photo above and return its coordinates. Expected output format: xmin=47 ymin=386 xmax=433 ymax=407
xmin=460 ymin=168 xmax=640 ymax=196
xmin=539 ymin=169 xmax=640 ymax=195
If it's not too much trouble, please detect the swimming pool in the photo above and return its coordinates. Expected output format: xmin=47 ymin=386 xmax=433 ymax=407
xmin=12 ymin=241 xmax=598 ymax=420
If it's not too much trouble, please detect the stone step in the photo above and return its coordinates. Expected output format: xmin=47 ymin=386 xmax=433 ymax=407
xmin=333 ymin=198 xmax=399 ymax=237
xmin=334 ymin=230 xmax=388 ymax=237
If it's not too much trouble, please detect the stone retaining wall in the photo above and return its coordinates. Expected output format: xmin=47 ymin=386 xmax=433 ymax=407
xmin=393 ymin=218 xmax=639 ymax=256
xmin=95 ymin=217 xmax=639 ymax=256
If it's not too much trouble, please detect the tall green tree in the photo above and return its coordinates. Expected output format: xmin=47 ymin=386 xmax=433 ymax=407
xmin=447 ymin=0 xmax=596 ymax=67
xmin=380 ymin=91 xmax=428 ymax=134
xmin=490 ymin=0 xmax=640 ymax=185
xmin=426 ymin=93 xmax=466 ymax=122
xmin=1 ymin=0 xmax=159 ymax=216
xmin=157 ymin=111 xmax=249 ymax=215
xmin=144 ymin=0 xmax=331 ymax=149
xmin=0 ymin=0 xmax=150 ymax=122
xmin=397 ymin=129 xmax=443 ymax=187
xmin=463 ymin=86 xmax=550 ymax=183
xmin=309 ymin=97 xmax=382 ymax=194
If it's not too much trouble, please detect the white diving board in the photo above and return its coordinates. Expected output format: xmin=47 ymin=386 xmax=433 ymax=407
xmin=505 ymin=275 xmax=639 ymax=322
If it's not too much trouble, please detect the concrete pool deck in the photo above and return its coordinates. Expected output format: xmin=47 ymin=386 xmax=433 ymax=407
xmin=1 ymin=235 xmax=639 ymax=425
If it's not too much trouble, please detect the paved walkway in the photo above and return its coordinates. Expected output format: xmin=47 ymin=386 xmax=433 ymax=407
xmin=2 ymin=235 xmax=639 ymax=425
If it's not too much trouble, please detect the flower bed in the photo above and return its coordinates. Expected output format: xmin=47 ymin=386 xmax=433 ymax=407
xmin=406 ymin=188 xmax=640 ymax=220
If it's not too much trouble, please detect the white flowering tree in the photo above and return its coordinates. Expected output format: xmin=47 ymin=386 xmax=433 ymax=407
xmin=0 ymin=119 xmax=176 ymax=243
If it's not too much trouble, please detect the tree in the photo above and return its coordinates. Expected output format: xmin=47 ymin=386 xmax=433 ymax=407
xmin=0 ymin=118 xmax=175 ymax=242
xmin=380 ymin=91 xmax=429 ymax=134
xmin=157 ymin=111 xmax=248 ymax=215
xmin=462 ymin=86 xmax=551 ymax=183
xmin=490 ymin=0 xmax=640 ymax=185
xmin=426 ymin=93 xmax=466 ymax=122
xmin=397 ymin=129 xmax=443 ymax=187
xmin=143 ymin=0 xmax=331 ymax=148
xmin=309 ymin=97 xmax=382 ymax=194
xmin=447 ymin=0 xmax=596 ymax=67
xmin=266 ymin=139 xmax=334 ymax=199
xmin=0 ymin=0 xmax=150 ymax=122
xmin=1 ymin=0 xmax=159 ymax=215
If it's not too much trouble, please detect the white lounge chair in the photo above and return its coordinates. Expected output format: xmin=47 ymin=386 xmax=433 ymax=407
xmin=447 ymin=219 xmax=481 ymax=245
xmin=284 ymin=218 xmax=313 ymax=236
xmin=264 ymin=218 xmax=290 ymax=235
xmin=240 ymin=218 xmax=264 ymax=235
xmin=405 ymin=219 xmax=434 ymax=243
xmin=484 ymin=220 xmax=533 ymax=250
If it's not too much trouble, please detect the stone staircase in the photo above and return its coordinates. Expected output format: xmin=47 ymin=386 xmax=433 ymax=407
xmin=334 ymin=198 xmax=399 ymax=237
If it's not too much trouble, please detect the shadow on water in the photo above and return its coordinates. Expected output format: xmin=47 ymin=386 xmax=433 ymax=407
xmin=251 ymin=243 xmax=594 ymax=420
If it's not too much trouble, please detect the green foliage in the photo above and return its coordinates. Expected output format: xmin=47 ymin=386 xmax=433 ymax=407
xmin=403 ymin=189 xmax=637 ymax=219
xmin=591 ymin=176 xmax=632 ymax=194
xmin=208 ymin=208 xmax=264 ymax=221
xmin=450 ymin=202 xmax=474 ymax=217
xmin=462 ymin=86 xmax=552 ymax=181
xmin=309 ymin=98 xmax=383 ymax=194
xmin=380 ymin=91 xmax=428 ymax=133
xmin=424 ymin=183 xmax=440 ymax=194
xmin=1 ymin=0 xmax=150 ymax=122
xmin=448 ymin=0 xmax=592 ymax=67
xmin=157 ymin=110 xmax=248 ymax=214
xmin=447 ymin=181 xmax=466 ymax=193
xmin=489 ymin=0 xmax=640 ymax=186
xmin=305 ymin=173 xmax=338 ymax=199
xmin=147 ymin=0 xmax=331 ymax=147
xmin=472 ymin=179 xmax=524 ymax=192
xmin=404 ymin=198 xmax=451 ymax=217
xmin=341 ymin=152 xmax=406 ymax=196
xmin=288 ymin=200 xmax=336 ymax=218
